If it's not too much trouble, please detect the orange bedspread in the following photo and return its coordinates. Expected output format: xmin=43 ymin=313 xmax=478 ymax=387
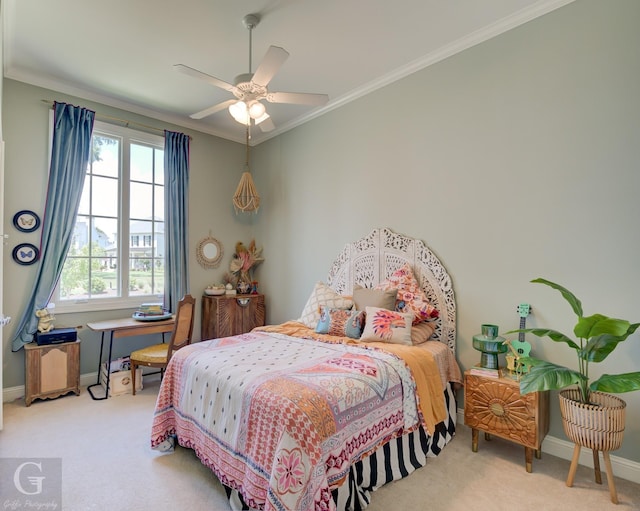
xmin=361 ymin=341 xmax=446 ymax=435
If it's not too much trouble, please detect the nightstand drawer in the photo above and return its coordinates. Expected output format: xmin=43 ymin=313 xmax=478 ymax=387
xmin=464 ymin=373 xmax=547 ymax=449
xmin=464 ymin=370 xmax=550 ymax=472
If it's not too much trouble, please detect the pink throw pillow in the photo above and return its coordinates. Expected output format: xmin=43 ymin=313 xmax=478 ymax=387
xmin=376 ymin=263 xmax=439 ymax=325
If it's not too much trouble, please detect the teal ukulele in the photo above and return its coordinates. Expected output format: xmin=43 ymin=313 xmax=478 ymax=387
xmin=505 ymin=304 xmax=532 ymax=376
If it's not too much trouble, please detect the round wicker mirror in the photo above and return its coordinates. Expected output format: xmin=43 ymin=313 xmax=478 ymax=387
xmin=196 ymin=235 xmax=223 ymax=269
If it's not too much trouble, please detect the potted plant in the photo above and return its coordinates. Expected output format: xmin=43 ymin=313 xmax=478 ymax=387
xmin=507 ymin=278 xmax=640 ymax=503
xmin=507 ymin=277 xmax=640 ymax=449
xmin=508 ymin=278 xmax=640 ymax=402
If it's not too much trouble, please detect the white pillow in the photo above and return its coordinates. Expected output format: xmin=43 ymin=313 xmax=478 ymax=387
xmin=297 ymin=282 xmax=353 ymax=328
xmin=360 ymin=306 xmax=413 ymax=345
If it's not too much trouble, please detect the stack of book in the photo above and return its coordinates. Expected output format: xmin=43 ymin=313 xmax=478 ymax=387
xmin=468 ymin=364 xmax=502 ymax=378
xmin=137 ymin=302 xmax=165 ymax=317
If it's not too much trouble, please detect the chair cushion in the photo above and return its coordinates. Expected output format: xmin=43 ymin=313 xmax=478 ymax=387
xmin=130 ymin=343 xmax=169 ymax=365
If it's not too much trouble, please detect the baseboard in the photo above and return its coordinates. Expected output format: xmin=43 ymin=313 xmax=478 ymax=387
xmin=2 ymin=371 xmax=161 ymax=403
xmin=541 ymin=434 xmax=640 ymax=485
xmin=456 ymin=409 xmax=640 ymax=485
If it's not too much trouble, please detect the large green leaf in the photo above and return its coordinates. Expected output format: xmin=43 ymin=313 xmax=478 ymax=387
xmin=518 ymin=360 xmax=585 ymax=394
xmin=581 ymin=322 xmax=640 ymax=363
xmin=517 ymin=357 xmax=544 ymax=367
xmin=591 ymin=372 xmax=640 ymax=394
xmin=531 ymin=278 xmax=583 ymax=318
xmin=575 ymin=314 xmax=630 ymax=339
xmin=504 ymin=327 xmax=580 ymax=350
xmin=580 ymin=335 xmax=619 ymax=363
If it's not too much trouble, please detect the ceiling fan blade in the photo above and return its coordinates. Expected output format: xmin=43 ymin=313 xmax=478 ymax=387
xmin=266 ymin=91 xmax=329 ymax=106
xmin=190 ymin=99 xmax=237 ymax=120
xmin=251 ymin=46 xmax=289 ymax=87
xmin=257 ymin=115 xmax=275 ymax=132
xmin=174 ymin=64 xmax=237 ymax=93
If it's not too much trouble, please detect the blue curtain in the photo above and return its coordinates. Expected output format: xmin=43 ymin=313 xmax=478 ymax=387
xmin=12 ymin=102 xmax=95 ymax=351
xmin=163 ymin=130 xmax=190 ymax=312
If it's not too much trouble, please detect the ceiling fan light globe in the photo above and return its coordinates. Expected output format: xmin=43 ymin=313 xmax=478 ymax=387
xmin=229 ymin=101 xmax=250 ymax=124
xmin=248 ymin=101 xmax=266 ymax=119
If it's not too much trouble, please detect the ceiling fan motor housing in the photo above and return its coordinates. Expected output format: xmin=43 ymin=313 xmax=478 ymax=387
xmin=233 ymin=73 xmax=267 ymax=102
xmin=243 ymin=14 xmax=260 ymax=30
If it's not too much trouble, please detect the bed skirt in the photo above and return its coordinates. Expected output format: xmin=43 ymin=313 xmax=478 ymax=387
xmin=224 ymin=382 xmax=458 ymax=511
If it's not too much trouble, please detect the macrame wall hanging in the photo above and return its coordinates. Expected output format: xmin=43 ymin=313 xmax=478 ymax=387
xmin=233 ymin=123 xmax=260 ymax=213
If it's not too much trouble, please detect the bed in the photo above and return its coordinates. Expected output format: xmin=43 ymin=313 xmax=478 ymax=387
xmin=151 ymin=227 xmax=461 ymax=511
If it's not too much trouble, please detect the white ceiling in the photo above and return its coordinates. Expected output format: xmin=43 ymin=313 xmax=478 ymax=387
xmin=3 ymin=0 xmax=574 ymax=145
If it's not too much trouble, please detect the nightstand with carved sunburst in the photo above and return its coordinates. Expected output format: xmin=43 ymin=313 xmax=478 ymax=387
xmin=464 ymin=370 xmax=550 ymax=472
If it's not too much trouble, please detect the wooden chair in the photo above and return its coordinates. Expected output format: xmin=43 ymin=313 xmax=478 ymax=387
xmin=130 ymin=294 xmax=196 ymax=395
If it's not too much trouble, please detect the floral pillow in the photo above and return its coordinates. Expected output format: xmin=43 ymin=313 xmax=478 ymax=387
xmin=315 ymin=307 xmax=365 ymax=339
xmin=359 ymin=306 xmax=413 ymax=345
xmin=375 ymin=263 xmax=439 ymax=325
xmin=298 ymin=281 xmax=354 ymax=328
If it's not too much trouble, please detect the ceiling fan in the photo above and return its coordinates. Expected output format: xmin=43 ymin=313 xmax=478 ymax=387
xmin=175 ymin=13 xmax=329 ymax=132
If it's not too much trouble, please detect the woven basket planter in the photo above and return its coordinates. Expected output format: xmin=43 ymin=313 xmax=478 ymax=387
xmin=559 ymin=389 xmax=626 ymax=452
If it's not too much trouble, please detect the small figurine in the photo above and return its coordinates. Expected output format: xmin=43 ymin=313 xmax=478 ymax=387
xmin=503 ymin=338 xmax=532 ymax=379
xmin=35 ymin=308 xmax=55 ymax=333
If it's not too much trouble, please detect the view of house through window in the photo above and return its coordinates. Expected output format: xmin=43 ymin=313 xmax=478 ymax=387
xmin=55 ymin=121 xmax=165 ymax=311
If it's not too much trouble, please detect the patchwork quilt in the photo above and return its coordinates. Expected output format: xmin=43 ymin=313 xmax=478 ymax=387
xmin=151 ymin=331 xmax=443 ymax=511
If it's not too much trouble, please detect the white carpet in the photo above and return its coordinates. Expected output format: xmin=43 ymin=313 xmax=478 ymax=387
xmin=2 ymin=381 xmax=639 ymax=511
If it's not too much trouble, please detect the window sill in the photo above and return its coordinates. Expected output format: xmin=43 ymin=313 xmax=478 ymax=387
xmin=52 ymin=297 xmax=163 ymax=315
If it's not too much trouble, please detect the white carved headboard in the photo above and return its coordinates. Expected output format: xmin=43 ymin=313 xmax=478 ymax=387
xmin=326 ymin=227 xmax=456 ymax=352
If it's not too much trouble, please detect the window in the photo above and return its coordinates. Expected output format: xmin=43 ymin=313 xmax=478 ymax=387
xmin=54 ymin=120 xmax=165 ymax=312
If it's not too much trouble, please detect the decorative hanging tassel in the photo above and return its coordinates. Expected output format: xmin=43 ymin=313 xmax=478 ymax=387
xmin=233 ymin=171 xmax=260 ymax=213
xmin=233 ymin=121 xmax=260 ymax=213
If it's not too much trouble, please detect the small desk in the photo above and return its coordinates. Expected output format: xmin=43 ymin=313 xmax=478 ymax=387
xmin=86 ymin=316 xmax=174 ymax=400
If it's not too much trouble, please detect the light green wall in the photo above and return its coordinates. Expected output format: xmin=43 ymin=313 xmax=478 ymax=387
xmin=2 ymin=0 xmax=639 ymax=465
xmin=1 ymin=80 xmax=255 ymax=390
xmin=252 ymin=0 xmax=640 ymax=462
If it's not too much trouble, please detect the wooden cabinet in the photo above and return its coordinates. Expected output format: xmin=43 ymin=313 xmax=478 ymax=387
xmin=464 ymin=370 xmax=549 ymax=472
xmin=24 ymin=340 xmax=81 ymax=406
xmin=201 ymin=294 xmax=265 ymax=340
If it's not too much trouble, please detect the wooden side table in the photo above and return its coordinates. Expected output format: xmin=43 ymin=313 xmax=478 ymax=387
xmin=201 ymin=294 xmax=265 ymax=340
xmin=464 ymin=370 xmax=549 ymax=472
xmin=24 ymin=340 xmax=81 ymax=406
